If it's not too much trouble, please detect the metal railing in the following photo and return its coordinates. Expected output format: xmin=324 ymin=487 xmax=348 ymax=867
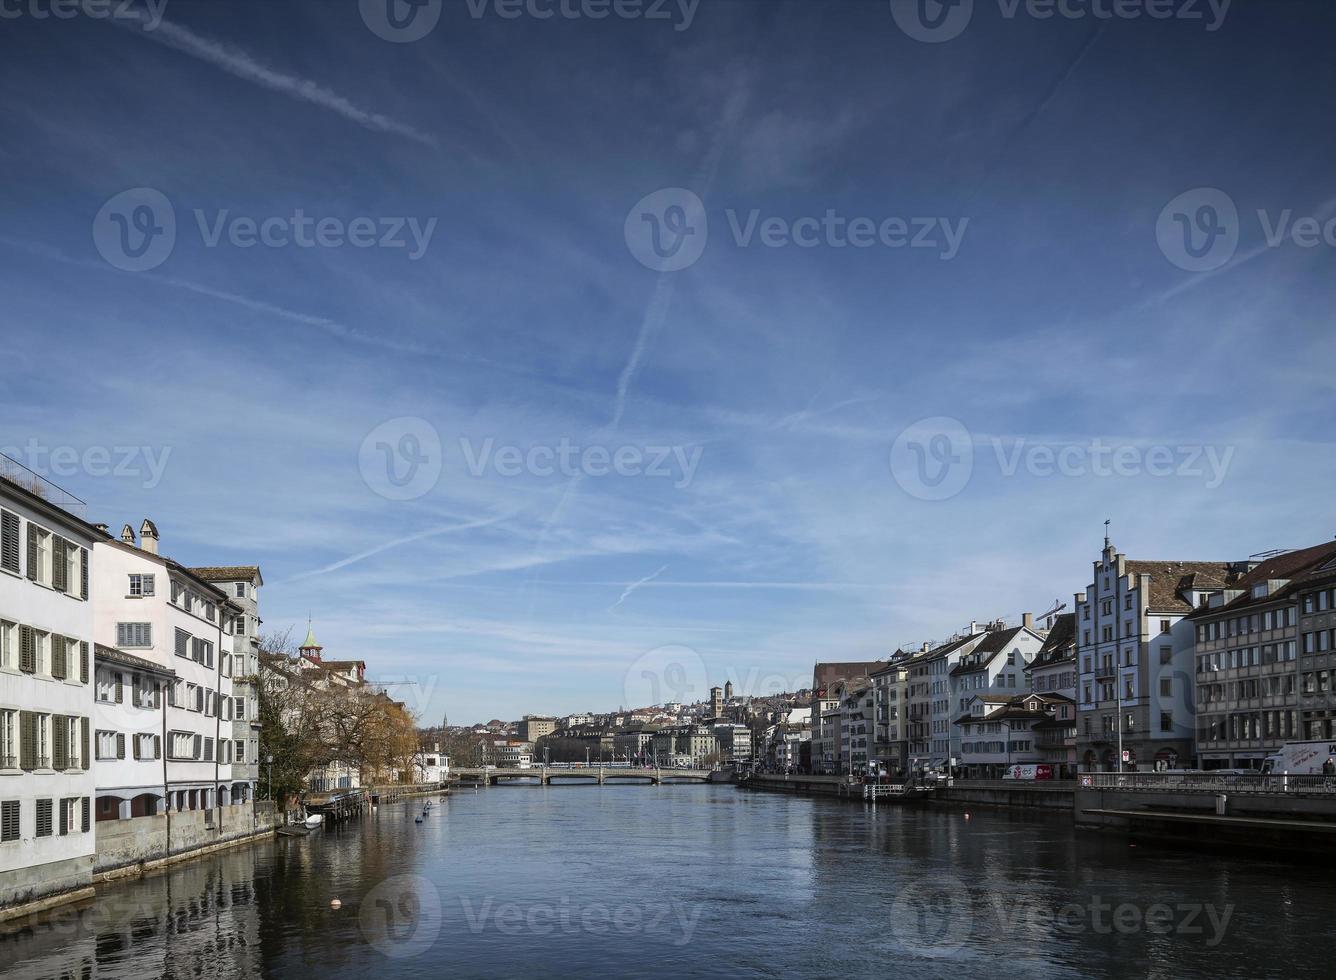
xmin=1082 ymin=771 xmax=1336 ymax=795
xmin=0 ymin=454 xmax=87 ymax=517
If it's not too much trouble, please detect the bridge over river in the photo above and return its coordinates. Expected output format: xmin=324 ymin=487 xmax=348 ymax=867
xmin=452 ymin=766 xmax=724 ymax=786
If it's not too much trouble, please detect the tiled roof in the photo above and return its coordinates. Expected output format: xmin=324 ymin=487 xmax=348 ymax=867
xmin=812 ymin=661 xmax=885 ymax=691
xmin=950 ymin=626 xmax=1030 ymax=675
xmin=94 ymin=643 xmax=177 ymax=677
xmin=1027 ymin=613 xmax=1076 ymax=670
xmin=190 ymin=565 xmax=262 ymax=583
xmin=1123 ymin=559 xmax=1237 ymax=612
xmin=1191 ymin=541 xmax=1336 ymax=617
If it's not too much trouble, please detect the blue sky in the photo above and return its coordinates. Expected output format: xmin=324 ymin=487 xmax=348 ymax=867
xmin=3 ymin=0 xmax=1334 ymax=725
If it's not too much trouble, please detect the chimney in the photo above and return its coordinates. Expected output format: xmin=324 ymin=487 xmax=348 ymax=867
xmin=1022 ymin=612 xmax=1034 ymax=629
xmin=139 ymin=519 xmax=160 ymax=555
xmin=93 ymin=523 xmax=109 ymax=535
xmin=921 ymin=641 xmax=931 ymax=652
xmin=120 ymin=524 xmax=136 ymax=545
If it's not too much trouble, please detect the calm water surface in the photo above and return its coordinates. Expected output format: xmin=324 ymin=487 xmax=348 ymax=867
xmin=2 ymin=785 xmax=1332 ymax=979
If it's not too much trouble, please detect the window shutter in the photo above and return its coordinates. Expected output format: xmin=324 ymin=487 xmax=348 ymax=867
xmin=80 ymin=547 xmax=89 ymax=599
xmin=116 ymin=732 xmax=125 ymax=759
xmin=58 ymin=798 xmax=68 ymax=836
xmin=81 ymin=717 xmax=90 ymax=770
xmin=26 ymin=523 xmax=37 ymax=580
xmin=51 ymin=636 xmax=67 ymax=680
xmin=115 ymin=673 xmax=123 ymax=703
xmin=153 ymin=682 xmax=161 ymax=709
xmin=19 ymin=711 xmax=35 ymax=770
xmin=80 ymin=641 xmax=89 ymax=683
xmin=52 ymin=537 xmax=67 ymax=591
xmin=53 ymin=715 xmax=68 ymax=770
xmin=19 ymin=626 xmax=35 ymax=673
xmin=0 ymin=510 xmax=18 ymax=573
xmin=82 ymin=797 xmax=90 ymax=833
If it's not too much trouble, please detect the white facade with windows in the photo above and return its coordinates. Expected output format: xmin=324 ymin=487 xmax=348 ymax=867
xmin=0 ymin=476 xmax=98 ymax=913
xmin=92 ymin=522 xmax=243 ymax=824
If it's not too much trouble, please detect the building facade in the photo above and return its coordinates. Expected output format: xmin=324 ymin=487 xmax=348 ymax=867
xmin=190 ymin=567 xmax=263 ymax=805
xmin=1075 ymin=539 xmax=1238 ymax=771
xmin=0 ymin=475 xmax=99 ymax=914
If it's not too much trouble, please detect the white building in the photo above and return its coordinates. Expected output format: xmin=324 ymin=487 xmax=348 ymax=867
xmin=92 ymin=521 xmax=244 ymax=822
xmin=190 ymin=567 xmax=263 ymax=799
xmin=414 ymin=743 xmax=450 ymax=784
xmin=0 ymin=471 xmax=99 ymax=915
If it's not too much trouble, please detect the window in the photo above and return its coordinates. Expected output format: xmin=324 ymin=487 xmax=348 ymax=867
xmin=0 ymin=709 xmax=15 ymax=769
xmin=1160 ymin=712 xmax=1173 ymax=733
xmin=0 ymin=620 xmax=14 ymax=670
xmin=134 ymin=734 xmax=160 ymax=760
xmin=35 ymin=798 xmax=52 ymax=837
xmin=171 ymin=581 xmax=184 ymax=604
xmin=235 ymin=739 xmax=245 ymax=762
xmin=234 ymin=614 xmax=246 ymax=636
xmin=128 ymin=573 xmax=156 ymax=597
xmin=0 ymin=508 xmax=20 ymax=574
xmin=234 ymin=582 xmax=246 ymax=598
xmin=117 ymin=622 xmax=152 ymax=648
xmin=1160 ymin=678 xmax=1172 ymax=697
xmin=0 ymin=800 xmax=18 ymax=842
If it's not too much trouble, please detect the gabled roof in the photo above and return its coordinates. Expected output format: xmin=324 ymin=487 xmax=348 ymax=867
xmin=950 ymin=626 xmax=1036 ymax=675
xmin=1189 ymin=541 xmax=1336 ymax=617
xmin=94 ymin=643 xmax=177 ymax=679
xmin=812 ymin=661 xmax=885 ymax=692
xmin=1027 ymin=613 xmax=1076 ymax=671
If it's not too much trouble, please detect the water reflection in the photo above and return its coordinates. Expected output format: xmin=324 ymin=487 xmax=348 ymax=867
xmin=1 ymin=787 xmax=1332 ymax=980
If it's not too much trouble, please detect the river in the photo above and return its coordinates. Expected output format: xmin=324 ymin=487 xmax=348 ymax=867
xmin=2 ymin=785 xmax=1330 ymax=978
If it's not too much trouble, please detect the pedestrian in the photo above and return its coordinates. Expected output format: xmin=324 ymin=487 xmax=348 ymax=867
xmin=1323 ymin=757 xmax=1335 ymax=777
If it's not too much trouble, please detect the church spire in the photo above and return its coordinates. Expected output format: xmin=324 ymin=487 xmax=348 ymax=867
xmin=300 ymin=615 xmax=322 ymax=661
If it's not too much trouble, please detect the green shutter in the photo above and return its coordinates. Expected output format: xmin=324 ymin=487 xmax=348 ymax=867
xmin=19 ymin=711 xmax=35 ymax=770
xmin=51 ymin=636 xmax=66 ymax=680
xmin=19 ymin=626 xmax=35 ymax=674
xmin=51 ymin=538 xmax=67 ymax=592
xmin=80 ymin=641 xmax=89 ymax=683
xmin=53 ymin=716 xmax=68 ymax=770
xmin=82 ymin=797 xmax=90 ymax=833
xmin=81 ymin=717 xmax=90 ymax=770
xmin=0 ymin=510 xmax=18 ymax=573
xmin=116 ymin=733 xmax=125 ymax=760
xmin=26 ymin=524 xmax=37 ymax=581
xmin=80 ymin=547 xmax=89 ymax=599
xmin=115 ymin=673 xmax=123 ymax=703
xmin=58 ymin=798 xmax=67 ymax=836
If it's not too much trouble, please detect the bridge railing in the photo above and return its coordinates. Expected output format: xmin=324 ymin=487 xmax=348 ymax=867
xmin=1082 ymin=772 xmax=1336 ymax=795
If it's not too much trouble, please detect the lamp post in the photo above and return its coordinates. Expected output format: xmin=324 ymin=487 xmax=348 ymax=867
xmin=265 ymin=754 xmax=273 ymax=802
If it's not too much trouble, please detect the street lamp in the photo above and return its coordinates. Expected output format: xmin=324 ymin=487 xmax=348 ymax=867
xmin=265 ymin=754 xmax=273 ymax=802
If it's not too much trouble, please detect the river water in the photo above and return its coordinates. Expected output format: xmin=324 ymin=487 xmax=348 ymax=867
xmin=2 ymin=784 xmax=1331 ymax=979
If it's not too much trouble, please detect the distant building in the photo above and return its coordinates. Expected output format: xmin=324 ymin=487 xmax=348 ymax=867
xmin=518 ymin=716 xmax=557 ymax=742
xmin=709 ymin=686 xmax=723 ymax=719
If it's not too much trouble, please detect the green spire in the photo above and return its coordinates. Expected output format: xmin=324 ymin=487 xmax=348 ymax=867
xmin=301 ymin=615 xmax=320 ymax=650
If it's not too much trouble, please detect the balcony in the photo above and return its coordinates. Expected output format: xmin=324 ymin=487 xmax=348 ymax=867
xmin=0 ymin=454 xmax=87 ymax=517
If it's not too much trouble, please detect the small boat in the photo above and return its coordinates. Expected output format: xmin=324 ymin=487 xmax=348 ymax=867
xmin=414 ymin=816 xmax=424 ymax=824
xmin=304 ymin=813 xmax=324 ymax=829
